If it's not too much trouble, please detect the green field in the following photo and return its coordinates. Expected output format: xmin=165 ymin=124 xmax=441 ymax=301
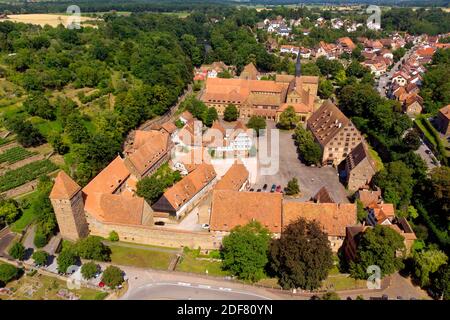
xmin=0 ymin=146 xmax=36 ymax=165
xmin=176 ymin=254 xmax=229 ymax=277
xmin=109 ymin=243 xmax=174 ymax=270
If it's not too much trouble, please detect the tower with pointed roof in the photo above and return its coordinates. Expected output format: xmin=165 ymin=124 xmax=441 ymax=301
xmin=49 ymin=171 xmax=89 ymax=241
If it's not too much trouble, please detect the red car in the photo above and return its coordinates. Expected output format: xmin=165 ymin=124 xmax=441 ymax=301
xmin=99 ymin=282 xmax=105 ymax=288
xmin=276 ymin=185 xmax=282 ymax=192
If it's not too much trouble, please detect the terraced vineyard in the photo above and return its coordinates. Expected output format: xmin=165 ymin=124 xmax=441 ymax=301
xmin=0 ymin=146 xmax=37 ymax=165
xmin=0 ymin=159 xmax=58 ymax=193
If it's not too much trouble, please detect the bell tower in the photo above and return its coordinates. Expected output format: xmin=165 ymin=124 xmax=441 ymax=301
xmin=49 ymin=171 xmax=89 ymax=241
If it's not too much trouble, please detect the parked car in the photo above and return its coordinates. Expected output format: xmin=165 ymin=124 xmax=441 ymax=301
xmin=262 ymin=184 xmax=268 ymax=190
xmin=201 ymin=223 xmax=210 ymax=229
xmin=276 ymin=185 xmax=282 ymax=192
xmin=270 ymin=184 xmax=276 ymax=192
xmin=425 ymin=149 xmax=432 ymax=155
xmin=249 ymin=188 xmax=254 ymax=192
xmin=257 ymin=189 xmax=262 ymax=192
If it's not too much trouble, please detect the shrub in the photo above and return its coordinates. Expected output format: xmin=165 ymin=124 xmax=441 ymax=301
xmin=0 ymin=264 xmax=19 ymax=284
xmin=32 ymin=250 xmax=49 ymax=266
xmin=33 ymin=231 xmax=48 ymax=248
xmin=81 ymin=262 xmax=99 ymax=280
xmin=101 ymin=266 xmax=124 ymax=288
xmin=8 ymin=242 xmax=25 ymax=260
xmin=108 ymin=231 xmax=119 ymax=242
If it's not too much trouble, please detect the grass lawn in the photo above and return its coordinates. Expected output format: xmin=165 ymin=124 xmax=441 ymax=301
xmin=109 ymin=244 xmax=174 ymax=270
xmin=367 ymin=145 xmax=384 ymax=171
xmin=10 ymin=191 xmax=39 ymax=232
xmin=0 ymin=271 xmax=105 ymax=300
xmin=176 ymin=253 xmax=229 ymax=277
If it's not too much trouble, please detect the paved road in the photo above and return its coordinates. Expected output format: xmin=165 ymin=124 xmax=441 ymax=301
xmin=415 ymin=138 xmax=439 ymax=171
xmin=376 ymin=46 xmax=416 ymax=97
xmin=125 ymin=283 xmax=272 ymax=300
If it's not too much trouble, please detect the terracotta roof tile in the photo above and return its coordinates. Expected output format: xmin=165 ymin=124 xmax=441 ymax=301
xmin=50 ymin=171 xmax=81 ymax=200
xmin=307 ymin=100 xmax=351 ymax=147
xmin=312 ymin=186 xmax=335 ymax=203
xmin=83 ymin=156 xmax=130 ymax=196
xmin=210 ymin=190 xmax=283 ymax=233
xmin=282 ymin=201 xmax=357 ymax=237
xmin=439 ymin=105 xmax=450 ymax=120
xmin=214 ymin=162 xmax=249 ymax=191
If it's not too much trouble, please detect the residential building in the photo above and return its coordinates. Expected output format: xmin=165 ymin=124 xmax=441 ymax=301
xmin=307 ymin=100 xmax=363 ymax=166
xmin=282 ymin=201 xmax=357 ymax=251
xmin=311 ymin=186 xmax=336 ymax=203
xmin=343 ymin=142 xmax=377 ymax=193
xmin=152 ymin=163 xmax=217 ymax=218
xmin=214 ymin=161 xmax=249 ymax=191
xmin=436 ymin=105 xmax=450 ymax=136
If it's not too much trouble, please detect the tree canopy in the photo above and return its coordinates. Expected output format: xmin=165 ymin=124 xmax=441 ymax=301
xmin=269 ymin=218 xmax=333 ymax=290
xmin=221 ymin=221 xmax=271 ymax=282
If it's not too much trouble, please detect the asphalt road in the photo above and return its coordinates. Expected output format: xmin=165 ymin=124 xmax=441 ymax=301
xmin=124 ymin=283 xmax=272 ymax=300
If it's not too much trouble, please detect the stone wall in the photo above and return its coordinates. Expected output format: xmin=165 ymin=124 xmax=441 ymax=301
xmin=86 ymin=215 xmax=221 ymax=251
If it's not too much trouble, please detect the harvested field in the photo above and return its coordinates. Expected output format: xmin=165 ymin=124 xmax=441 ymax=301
xmin=0 ymin=14 xmax=100 ymax=28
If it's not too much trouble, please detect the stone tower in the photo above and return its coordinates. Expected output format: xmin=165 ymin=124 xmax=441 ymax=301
xmin=49 ymin=171 xmax=89 ymax=241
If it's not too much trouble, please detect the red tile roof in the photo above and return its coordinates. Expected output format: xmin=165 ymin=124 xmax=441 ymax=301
xmin=50 ymin=171 xmax=81 ymax=200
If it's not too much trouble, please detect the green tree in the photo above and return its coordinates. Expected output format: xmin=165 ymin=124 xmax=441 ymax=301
xmin=101 ymin=265 xmax=124 ymax=288
xmin=429 ymin=264 xmax=450 ymax=300
xmin=403 ymin=130 xmax=421 ymax=151
xmin=356 ymin=199 xmax=368 ymax=223
xmin=23 ymin=93 xmax=56 ymax=120
xmin=57 ymin=248 xmax=77 ymax=274
xmin=75 ymin=236 xmax=111 ymax=262
xmin=321 ymin=291 xmax=341 ymax=300
xmin=65 ymin=113 xmax=89 ymax=144
xmin=223 ymin=104 xmax=239 ymax=122
xmin=277 ymin=106 xmax=299 ymax=130
xmin=204 ymin=107 xmax=218 ymax=127
xmin=318 ymin=79 xmax=334 ymax=99
xmin=285 ymin=177 xmax=300 ymax=196
xmin=0 ymin=264 xmax=19 ymax=285
xmin=294 ymin=126 xmax=322 ymax=165
xmin=373 ymin=161 xmax=414 ymax=210
xmin=246 ymin=116 xmax=266 ymax=137
xmin=349 ymin=225 xmax=405 ymax=279
xmin=412 ymin=248 xmax=448 ymax=287
xmin=81 ymin=262 xmax=99 ymax=280
xmin=269 ymin=218 xmax=333 ymax=290
xmin=0 ymin=199 xmax=21 ymax=225
xmin=32 ymin=250 xmax=49 ymax=266
xmin=221 ymin=221 xmax=271 ymax=282
xmin=33 ymin=231 xmax=48 ymax=248
xmin=8 ymin=242 xmax=25 ymax=261
xmin=109 ymin=231 xmax=119 ymax=242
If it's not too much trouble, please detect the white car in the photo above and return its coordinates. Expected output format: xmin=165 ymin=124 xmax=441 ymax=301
xmin=201 ymin=223 xmax=210 ymax=230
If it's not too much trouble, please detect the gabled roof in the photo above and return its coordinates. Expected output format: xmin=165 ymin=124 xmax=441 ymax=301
xmin=312 ymin=186 xmax=336 ymax=203
xmin=83 ymin=156 xmax=130 ymax=196
xmin=158 ymin=163 xmax=216 ymax=211
xmin=127 ymin=130 xmax=170 ymax=176
xmin=282 ymin=201 xmax=357 ymax=237
xmin=210 ymin=190 xmax=283 ymax=233
xmin=50 ymin=171 xmax=81 ymax=200
xmin=346 ymin=142 xmax=377 ymax=172
xmin=438 ymin=105 xmax=450 ymax=120
xmin=214 ymin=162 xmax=249 ymax=191
xmin=307 ymin=100 xmax=351 ymax=146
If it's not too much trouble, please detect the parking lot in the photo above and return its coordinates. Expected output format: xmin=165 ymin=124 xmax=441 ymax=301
xmin=252 ymin=124 xmax=350 ymax=203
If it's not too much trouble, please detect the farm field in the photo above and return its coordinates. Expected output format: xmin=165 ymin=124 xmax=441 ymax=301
xmin=0 ymin=159 xmax=58 ymax=193
xmin=0 ymin=146 xmax=37 ymax=165
xmin=0 ymin=14 xmax=100 ymax=28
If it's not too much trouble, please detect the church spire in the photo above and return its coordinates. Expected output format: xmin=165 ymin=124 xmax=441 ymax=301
xmin=295 ymin=52 xmax=301 ymax=77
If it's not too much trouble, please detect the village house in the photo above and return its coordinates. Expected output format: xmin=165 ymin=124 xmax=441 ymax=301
xmin=152 ymin=163 xmax=217 ymax=218
xmin=336 ymin=37 xmax=356 ymax=53
xmin=214 ymin=161 xmax=250 ymax=192
xmin=282 ymin=201 xmax=357 ymax=251
xmin=436 ymin=105 xmax=450 ymax=136
xmin=343 ymin=142 xmax=377 ymax=193
xmin=307 ymin=100 xmax=363 ymax=166
xmin=403 ymin=93 xmax=423 ymax=117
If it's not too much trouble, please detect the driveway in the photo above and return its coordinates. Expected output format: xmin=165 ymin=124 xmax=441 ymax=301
xmin=253 ymin=126 xmax=349 ymax=203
